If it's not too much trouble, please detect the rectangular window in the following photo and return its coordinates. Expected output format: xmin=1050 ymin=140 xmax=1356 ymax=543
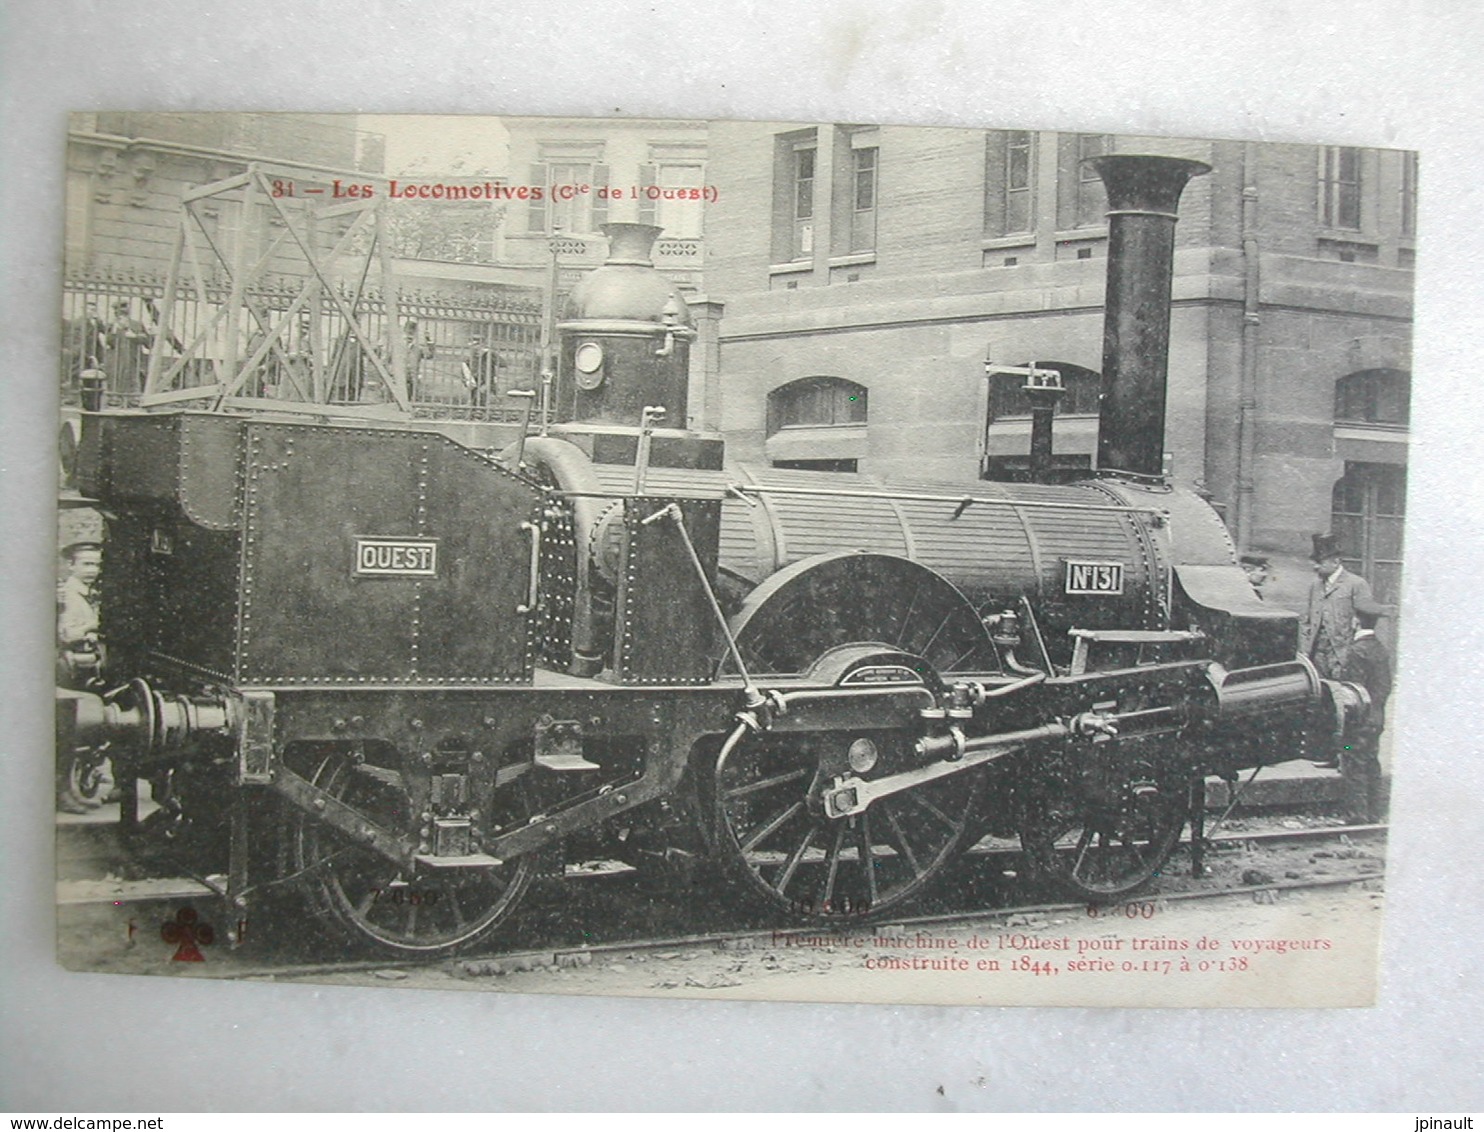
xmin=1056 ymin=134 xmax=1111 ymax=230
xmin=655 ymin=162 xmax=705 ymax=239
xmin=638 ymin=164 xmax=657 ymax=227
xmin=795 ymin=147 xmax=815 ymax=221
xmin=1005 ymin=131 xmax=1033 ymax=234
xmin=984 ymin=131 xmax=1034 ymax=238
xmin=1320 ymin=146 xmax=1362 ymax=230
xmin=528 ymin=159 xmax=607 ymax=234
xmin=772 ymin=129 xmax=819 ymax=265
xmin=1075 ymin=134 xmax=1108 ymax=227
xmin=850 ymin=147 xmax=877 ymax=253
xmin=793 ymin=146 xmax=816 ymax=258
xmin=1400 ymin=151 xmax=1418 ymax=238
xmin=548 ymin=161 xmax=592 ymax=234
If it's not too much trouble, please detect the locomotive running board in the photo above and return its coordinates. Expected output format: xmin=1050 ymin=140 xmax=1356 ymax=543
xmin=413 ymin=853 xmax=505 ymax=869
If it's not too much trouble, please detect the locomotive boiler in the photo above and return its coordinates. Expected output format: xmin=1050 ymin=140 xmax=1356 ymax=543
xmin=58 ymin=155 xmax=1371 ymax=956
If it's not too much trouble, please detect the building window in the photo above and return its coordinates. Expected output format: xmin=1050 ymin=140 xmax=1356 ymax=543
xmin=985 ymin=131 xmax=1034 ymax=237
xmin=792 ymin=145 xmax=816 ymax=258
xmin=987 ymin=362 xmax=1102 ymax=420
xmin=638 ymin=161 xmax=705 ymax=238
xmin=1335 ymin=368 xmax=1409 ymax=427
xmin=1319 ymin=146 xmax=1362 ymax=230
xmin=772 ymin=129 xmax=821 ymax=264
xmin=1331 ymin=462 xmax=1406 ymax=604
xmin=767 ymin=376 xmax=868 ymax=434
xmin=1057 ymin=134 xmax=1111 ymax=229
xmin=1400 ymin=151 xmax=1418 ymax=238
xmin=527 ymin=160 xmax=610 ymax=234
xmin=773 ymin=458 xmax=859 ymax=473
xmin=850 ymin=146 xmax=878 ymax=253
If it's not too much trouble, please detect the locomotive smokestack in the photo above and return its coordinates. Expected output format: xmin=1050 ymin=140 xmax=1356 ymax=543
xmin=556 ymin=222 xmax=695 ymax=428
xmin=1091 ymin=154 xmax=1211 ymax=478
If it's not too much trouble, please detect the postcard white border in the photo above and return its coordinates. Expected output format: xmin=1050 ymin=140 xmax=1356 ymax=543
xmin=4 ymin=0 xmax=1483 ymax=1112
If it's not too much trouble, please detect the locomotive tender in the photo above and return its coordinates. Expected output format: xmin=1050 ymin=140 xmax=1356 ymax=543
xmin=60 ymin=155 xmax=1371 ymax=956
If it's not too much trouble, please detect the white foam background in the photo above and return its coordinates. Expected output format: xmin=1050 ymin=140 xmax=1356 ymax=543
xmin=2 ymin=0 xmax=1481 ymax=1112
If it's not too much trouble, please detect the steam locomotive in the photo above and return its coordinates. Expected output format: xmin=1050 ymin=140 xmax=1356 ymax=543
xmin=58 ymin=155 xmax=1371 ymax=956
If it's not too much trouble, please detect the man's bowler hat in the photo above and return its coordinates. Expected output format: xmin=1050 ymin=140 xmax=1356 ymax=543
xmin=1310 ymin=534 xmax=1344 ymax=562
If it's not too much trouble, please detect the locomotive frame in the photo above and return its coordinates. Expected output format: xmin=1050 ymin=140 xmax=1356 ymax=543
xmin=57 ymin=154 xmax=1373 ymax=958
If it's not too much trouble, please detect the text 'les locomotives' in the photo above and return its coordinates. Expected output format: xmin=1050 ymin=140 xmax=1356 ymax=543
xmin=269 ymin=180 xmax=720 ymax=203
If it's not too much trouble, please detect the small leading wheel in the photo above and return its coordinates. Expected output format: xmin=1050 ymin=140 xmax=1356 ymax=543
xmin=714 ymin=727 xmax=983 ymax=922
xmin=1019 ymin=767 xmax=1189 ymax=901
xmin=65 ymin=752 xmax=114 ymax=808
xmin=294 ymin=753 xmax=534 ymax=956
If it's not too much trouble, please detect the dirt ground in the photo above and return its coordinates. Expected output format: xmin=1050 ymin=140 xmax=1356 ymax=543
xmin=281 ymin=875 xmax=1385 ymax=1008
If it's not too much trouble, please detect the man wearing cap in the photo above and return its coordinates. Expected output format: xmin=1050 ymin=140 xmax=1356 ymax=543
xmin=1299 ymin=534 xmax=1377 ymax=680
xmin=56 ymin=541 xmax=111 ymax=813
xmin=1337 ymin=595 xmax=1395 ymax=822
xmin=57 ymin=541 xmax=102 ymax=657
xmin=104 ymin=299 xmax=149 ymax=395
xmin=1240 ymin=553 xmax=1270 ymax=598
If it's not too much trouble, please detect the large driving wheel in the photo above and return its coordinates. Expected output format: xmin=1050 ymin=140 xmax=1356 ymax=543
xmin=723 ymin=552 xmax=999 ymax=678
xmin=1019 ymin=763 xmax=1189 ymax=901
xmin=294 ymin=752 xmax=534 ymax=956
xmin=715 ymin=725 xmax=983 ymax=922
xmin=714 ymin=554 xmax=996 ymax=922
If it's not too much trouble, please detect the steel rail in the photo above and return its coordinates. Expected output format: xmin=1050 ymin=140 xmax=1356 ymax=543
xmin=152 ymin=823 xmax=1386 ymax=981
xmin=219 ymin=870 xmax=1385 ymax=984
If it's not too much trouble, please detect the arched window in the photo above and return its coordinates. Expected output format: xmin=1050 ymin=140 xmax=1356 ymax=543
xmin=1334 ymin=368 xmax=1409 ymax=426
xmin=986 ymin=361 xmax=1101 ymax=421
xmin=766 ymin=376 xmax=868 ymax=436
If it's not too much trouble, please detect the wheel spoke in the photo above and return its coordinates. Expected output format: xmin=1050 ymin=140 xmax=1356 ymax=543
xmin=916 ymin=611 xmax=955 ymax=660
xmin=857 ymin=813 xmax=879 ymax=906
xmin=883 ymin=802 xmax=924 ymax=879
xmin=1071 ymin=827 xmax=1096 ymax=879
xmin=898 ymin=580 xmax=925 ymax=644
xmin=944 ymin=638 xmax=990 ymax=672
xmin=774 ymin=826 xmax=818 ymax=895
xmin=724 ymin=767 xmax=809 ymax=800
xmin=822 ymin=822 xmax=846 ymax=909
xmin=902 ymin=788 xmax=961 ymax=834
xmin=739 ymin=800 xmax=804 ymax=855
xmin=446 ymin=888 xmax=467 ymax=931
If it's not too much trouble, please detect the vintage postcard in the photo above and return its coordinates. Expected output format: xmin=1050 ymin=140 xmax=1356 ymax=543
xmin=53 ymin=112 xmax=1409 ymax=1006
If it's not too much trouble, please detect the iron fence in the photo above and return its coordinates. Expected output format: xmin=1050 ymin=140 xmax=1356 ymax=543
xmin=61 ymin=271 xmax=544 ymax=423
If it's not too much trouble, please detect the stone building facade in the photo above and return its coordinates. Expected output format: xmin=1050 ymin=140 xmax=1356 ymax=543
xmin=701 ymin=124 xmax=1414 ymax=603
xmin=499 ymin=117 xmax=708 ymax=290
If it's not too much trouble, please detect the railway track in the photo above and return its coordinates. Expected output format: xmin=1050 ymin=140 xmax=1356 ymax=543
xmin=71 ymin=820 xmax=1382 ymax=982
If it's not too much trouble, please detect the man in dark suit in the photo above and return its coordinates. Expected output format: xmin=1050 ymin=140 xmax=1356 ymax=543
xmin=1338 ymin=595 xmax=1395 ymax=823
xmin=1299 ymin=533 xmax=1377 ymax=679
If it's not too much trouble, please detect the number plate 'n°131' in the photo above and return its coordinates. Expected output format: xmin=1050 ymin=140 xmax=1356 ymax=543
xmin=354 ymin=537 xmax=439 ymax=577
xmin=1064 ymin=559 xmax=1125 ymax=595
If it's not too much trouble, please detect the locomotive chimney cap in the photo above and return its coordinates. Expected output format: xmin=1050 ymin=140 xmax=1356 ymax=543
xmin=1084 ymin=154 xmax=1212 ymax=216
xmin=562 ymin=222 xmax=695 ymax=329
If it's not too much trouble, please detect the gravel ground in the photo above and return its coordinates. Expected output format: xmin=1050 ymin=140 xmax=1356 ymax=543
xmin=57 ymin=816 xmax=1387 ymax=1007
